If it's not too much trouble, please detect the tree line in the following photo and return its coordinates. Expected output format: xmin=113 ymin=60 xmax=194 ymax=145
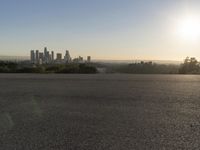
xmin=0 ymin=61 xmax=97 ymax=74
xmin=0 ymin=57 xmax=200 ymax=74
xmin=98 ymin=57 xmax=200 ymax=74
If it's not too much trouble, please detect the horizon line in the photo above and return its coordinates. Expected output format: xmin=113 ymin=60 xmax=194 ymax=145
xmin=0 ymin=55 xmax=183 ymax=62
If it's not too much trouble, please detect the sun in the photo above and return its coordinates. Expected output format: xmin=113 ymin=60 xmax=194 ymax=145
xmin=177 ymin=16 xmax=200 ymax=40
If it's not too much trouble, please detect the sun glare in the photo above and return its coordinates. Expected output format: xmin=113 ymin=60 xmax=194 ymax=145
xmin=177 ymin=16 xmax=200 ymax=40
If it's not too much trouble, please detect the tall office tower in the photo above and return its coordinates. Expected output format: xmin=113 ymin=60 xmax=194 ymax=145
xmin=56 ymin=53 xmax=62 ymax=61
xmin=46 ymin=51 xmax=50 ymax=63
xmin=30 ymin=50 xmax=35 ymax=64
xmin=36 ymin=50 xmax=39 ymax=64
xmin=49 ymin=54 xmax=52 ymax=62
xmin=51 ymin=51 xmax=54 ymax=61
xmin=87 ymin=56 xmax=91 ymax=62
xmin=39 ymin=52 xmax=44 ymax=64
xmin=64 ymin=50 xmax=71 ymax=63
xmin=44 ymin=47 xmax=47 ymax=63
xmin=44 ymin=47 xmax=47 ymax=56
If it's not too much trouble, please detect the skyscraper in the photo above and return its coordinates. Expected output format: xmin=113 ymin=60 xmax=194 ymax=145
xmin=39 ymin=52 xmax=44 ymax=64
xmin=56 ymin=53 xmax=62 ymax=61
xmin=87 ymin=56 xmax=91 ymax=62
xmin=47 ymin=51 xmax=50 ymax=63
xmin=49 ymin=54 xmax=52 ymax=62
xmin=64 ymin=50 xmax=71 ymax=63
xmin=44 ymin=47 xmax=47 ymax=56
xmin=44 ymin=47 xmax=47 ymax=63
xmin=30 ymin=50 xmax=35 ymax=64
xmin=51 ymin=51 xmax=54 ymax=61
xmin=36 ymin=50 xmax=39 ymax=64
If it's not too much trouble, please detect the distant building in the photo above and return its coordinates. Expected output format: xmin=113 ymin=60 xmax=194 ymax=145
xmin=44 ymin=47 xmax=47 ymax=57
xmin=64 ymin=50 xmax=71 ymax=63
xmin=29 ymin=47 xmax=90 ymax=65
xmin=87 ymin=56 xmax=91 ymax=62
xmin=79 ymin=56 xmax=84 ymax=62
xmin=51 ymin=51 xmax=54 ymax=61
xmin=56 ymin=53 xmax=62 ymax=61
xmin=73 ymin=56 xmax=84 ymax=63
xmin=36 ymin=50 xmax=39 ymax=64
xmin=30 ymin=50 xmax=35 ymax=64
xmin=39 ymin=52 xmax=44 ymax=64
xmin=46 ymin=51 xmax=50 ymax=63
xmin=44 ymin=47 xmax=48 ymax=63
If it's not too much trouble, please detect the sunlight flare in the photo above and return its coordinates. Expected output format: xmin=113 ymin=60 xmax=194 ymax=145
xmin=177 ymin=16 xmax=200 ymax=40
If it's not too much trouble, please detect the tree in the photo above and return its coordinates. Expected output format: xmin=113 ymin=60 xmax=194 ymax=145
xmin=179 ymin=57 xmax=200 ymax=74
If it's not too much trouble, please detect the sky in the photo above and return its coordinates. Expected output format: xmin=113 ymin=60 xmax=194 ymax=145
xmin=1 ymin=0 xmax=200 ymax=60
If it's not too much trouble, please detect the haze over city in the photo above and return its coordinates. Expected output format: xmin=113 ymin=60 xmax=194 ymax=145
xmin=1 ymin=0 xmax=200 ymax=60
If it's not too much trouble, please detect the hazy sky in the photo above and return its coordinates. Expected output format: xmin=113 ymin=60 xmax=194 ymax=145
xmin=1 ymin=0 xmax=200 ymax=60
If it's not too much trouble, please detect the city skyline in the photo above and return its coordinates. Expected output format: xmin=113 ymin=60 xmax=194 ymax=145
xmin=30 ymin=47 xmax=91 ymax=64
xmin=1 ymin=0 xmax=200 ymax=60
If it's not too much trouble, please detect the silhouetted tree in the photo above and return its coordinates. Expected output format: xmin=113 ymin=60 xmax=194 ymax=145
xmin=179 ymin=57 xmax=200 ymax=74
